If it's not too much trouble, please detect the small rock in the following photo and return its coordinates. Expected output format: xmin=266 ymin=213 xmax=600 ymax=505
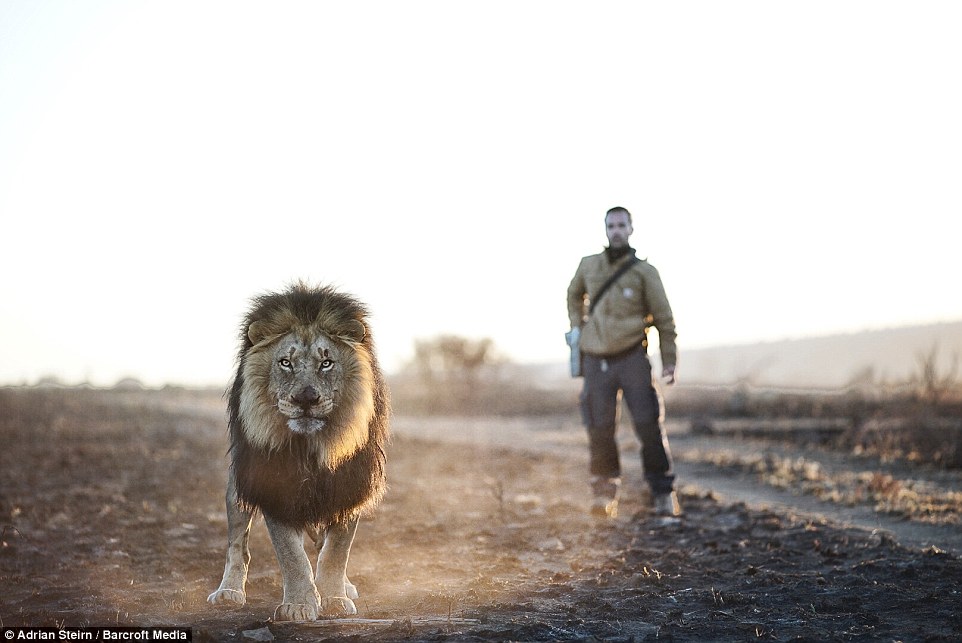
xmin=538 ymin=537 xmax=566 ymax=552
xmin=514 ymin=494 xmax=543 ymax=508
xmin=242 ymin=627 xmax=274 ymax=641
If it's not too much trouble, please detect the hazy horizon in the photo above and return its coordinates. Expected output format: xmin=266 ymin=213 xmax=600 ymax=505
xmin=7 ymin=318 xmax=961 ymax=390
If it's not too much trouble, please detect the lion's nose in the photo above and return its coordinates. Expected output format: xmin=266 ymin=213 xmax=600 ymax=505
xmin=292 ymin=385 xmax=321 ymax=408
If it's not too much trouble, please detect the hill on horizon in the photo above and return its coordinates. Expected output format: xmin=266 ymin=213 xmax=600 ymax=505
xmin=668 ymin=320 xmax=962 ymax=389
xmin=531 ymin=320 xmax=962 ymax=390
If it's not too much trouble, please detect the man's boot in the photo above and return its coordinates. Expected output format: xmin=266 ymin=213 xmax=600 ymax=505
xmin=590 ymin=476 xmax=621 ymax=518
xmin=652 ymin=490 xmax=682 ymax=517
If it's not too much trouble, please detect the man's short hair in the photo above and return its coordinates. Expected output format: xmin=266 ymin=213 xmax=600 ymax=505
xmin=606 ymin=206 xmax=632 ymax=224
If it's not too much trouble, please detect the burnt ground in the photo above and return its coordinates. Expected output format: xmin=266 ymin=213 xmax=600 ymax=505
xmin=1 ymin=388 xmax=961 ymax=642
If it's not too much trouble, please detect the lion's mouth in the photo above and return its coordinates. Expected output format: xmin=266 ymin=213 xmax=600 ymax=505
xmin=277 ymin=398 xmax=335 ymax=434
xmin=286 ymin=417 xmax=326 ymax=434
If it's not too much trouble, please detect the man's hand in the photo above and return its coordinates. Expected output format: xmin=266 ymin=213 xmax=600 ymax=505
xmin=662 ymin=365 xmax=676 ymax=386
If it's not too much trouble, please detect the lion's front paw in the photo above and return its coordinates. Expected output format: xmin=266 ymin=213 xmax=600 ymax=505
xmin=319 ymin=596 xmax=357 ymax=618
xmin=207 ymin=588 xmax=247 ymax=607
xmin=273 ymin=602 xmax=319 ymax=622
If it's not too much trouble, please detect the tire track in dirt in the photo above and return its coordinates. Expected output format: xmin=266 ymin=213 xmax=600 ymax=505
xmin=391 ymin=415 xmax=962 ymax=557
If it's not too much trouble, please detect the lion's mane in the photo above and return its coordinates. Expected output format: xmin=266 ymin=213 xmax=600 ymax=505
xmin=227 ymin=283 xmax=389 ymax=528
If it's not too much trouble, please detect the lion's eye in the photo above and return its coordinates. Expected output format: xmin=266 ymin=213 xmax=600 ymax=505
xmin=319 ymin=359 xmax=334 ymax=371
xmin=278 ymin=358 xmax=293 ymax=371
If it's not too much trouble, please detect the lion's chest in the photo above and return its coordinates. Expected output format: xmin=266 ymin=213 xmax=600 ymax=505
xmin=232 ymin=436 xmax=383 ymax=528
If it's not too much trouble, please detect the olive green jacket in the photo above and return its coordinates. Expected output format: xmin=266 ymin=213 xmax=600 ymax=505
xmin=567 ymin=249 xmax=677 ymax=368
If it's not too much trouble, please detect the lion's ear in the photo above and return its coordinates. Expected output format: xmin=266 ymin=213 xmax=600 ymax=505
xmin=343 ymin=319 xmax=366 ymax=343
xmin=248 ymin=320 xmax=269 ymax=345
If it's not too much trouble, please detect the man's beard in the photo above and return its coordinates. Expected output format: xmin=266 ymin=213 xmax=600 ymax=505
xmin=605 ymin=245 xmax=633 ymax=262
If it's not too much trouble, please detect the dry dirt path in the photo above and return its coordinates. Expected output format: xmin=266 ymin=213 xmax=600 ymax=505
xmin=392 ymin=415 xmax=962 ymax=557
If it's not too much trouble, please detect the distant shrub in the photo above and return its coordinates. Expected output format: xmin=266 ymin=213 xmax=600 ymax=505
xmin=666 ymin=375 xmax=962 ymax=469
xmin=847 ymin=418 xmax=962 ymax=469
xmin=389 ymin=373 xmax=578 ymax=417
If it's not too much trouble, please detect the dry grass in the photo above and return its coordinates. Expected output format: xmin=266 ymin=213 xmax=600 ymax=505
xmin=682 ymin=448 xmax=962 ymax=526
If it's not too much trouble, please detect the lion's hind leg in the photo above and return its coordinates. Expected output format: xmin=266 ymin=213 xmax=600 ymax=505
xmin=314 ymin=515 xmax=360 ymax=617
xmin=307 ymin=524 xmax=358 ymax=601
xmin=344 ymin=576 xmax=359 ymax=601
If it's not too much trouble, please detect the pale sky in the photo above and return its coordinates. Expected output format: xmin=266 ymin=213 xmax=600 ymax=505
xmin=2 ymin=1 xmax=960 ymax=387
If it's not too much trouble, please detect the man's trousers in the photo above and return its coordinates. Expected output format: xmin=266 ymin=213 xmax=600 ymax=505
xmin=580 ymin=343 xmax=675 ymax=494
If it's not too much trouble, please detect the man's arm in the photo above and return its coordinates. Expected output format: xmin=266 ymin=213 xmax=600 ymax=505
xmin=643 ymin=265 xmax=677 ymax=384
xmin=566 ymin=259 xmax=588 ymax=329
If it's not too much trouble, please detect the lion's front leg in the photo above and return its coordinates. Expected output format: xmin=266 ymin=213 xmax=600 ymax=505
xmin=264 ymin=515 xmax=321 ymax=622
xmin=208 ymin=476 xmax=254 ymax=607
xmin=314 ymin=514 xmax=359 ymax=618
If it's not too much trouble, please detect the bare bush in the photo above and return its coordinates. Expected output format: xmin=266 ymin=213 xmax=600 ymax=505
xmin=392 ymin=336 xmax=577 ymax=416
xmin=411 ymin=335 xmax=502 ymax=384
xmin=912 ymin=343 xmax=960 ymax=409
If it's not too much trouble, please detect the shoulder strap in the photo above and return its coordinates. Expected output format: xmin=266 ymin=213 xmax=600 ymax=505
xmin=588 ymin=256 xmax=640 ymax=316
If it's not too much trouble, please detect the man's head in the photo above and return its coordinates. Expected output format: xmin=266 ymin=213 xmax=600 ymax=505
xmin=605 ymin=206 xmax=633 ymax=249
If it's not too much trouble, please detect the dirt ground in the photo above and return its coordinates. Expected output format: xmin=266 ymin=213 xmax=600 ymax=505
xmin=2 ymin=388 xmax=961 ymax=642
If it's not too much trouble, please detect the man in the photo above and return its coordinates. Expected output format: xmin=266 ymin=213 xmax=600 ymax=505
xmin=566 ymin=206 xmax=680 ymax=518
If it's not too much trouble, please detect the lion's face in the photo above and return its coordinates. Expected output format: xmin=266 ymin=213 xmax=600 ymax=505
xmin=239 ymin=312 xmax=375 ymax=466
xmin=268 ymin=331 xmax=346 ymax=435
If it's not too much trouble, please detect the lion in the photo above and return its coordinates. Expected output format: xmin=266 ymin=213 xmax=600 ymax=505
xmin=207 ymin=283 xmax=389 ymax=621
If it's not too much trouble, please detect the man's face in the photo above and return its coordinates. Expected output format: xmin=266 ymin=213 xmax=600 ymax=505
xmin=605 ymin=212 xmax=633 ymax=248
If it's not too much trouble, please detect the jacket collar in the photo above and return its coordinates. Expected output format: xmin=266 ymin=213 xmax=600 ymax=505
xmin=604 ymin=246 xmax=636 ymax=264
